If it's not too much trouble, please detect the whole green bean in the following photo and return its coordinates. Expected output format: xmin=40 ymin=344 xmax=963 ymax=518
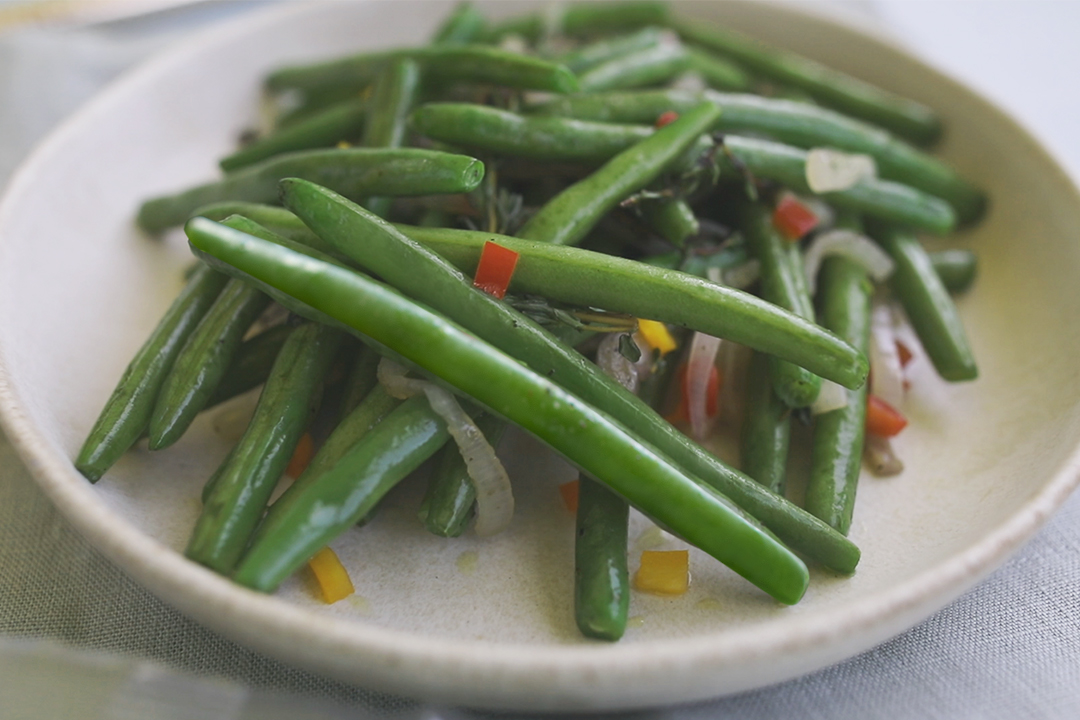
xmin=640 ymin=198 xmax=698 ymax=246
xmin=396 ymin=223 xmax=864 ymax=389
xmin=187 ymin=219 xmax=810 ymax=604
xmin=206 ymin=322 xmax=295 ymax=408
xmin=186 ymin=320 xmax=343 ymax=575
xmin=529 ymin=89 xmax=984 ymax=224
xmin=431 ymin=2 xmax=487 ymax=45
xmin=516 ymin=102 xmax=721 ymax=246
xmin=558 ymin=26 xmax=667 ymax=73
xmin=276 ymin=180 xmax=860 ymax=574
xmin=739 ymin=202 xmax=822 ymax=408
xmin=234 ymin=395 xmax=450 ymax=593
xmin=685 ymin=47 xmax=752 ymax=92
xmin=336 ymin=343 xmax=382 ymax=422
xmin=266 ymin=45 xmax=578 ymax=96
xmin=577 ymin=40 xmax=689 ymax=93
xmin=418 ymin=413 xmax=507 ymax=538
xmin=930 ymin=249 xmax=977 ymax=294
xmin=805 ymin=255 xmax=873 ymax=534
xmin=137 ymin=148 xmax=485 ymax=233
xmin=486 ymin=2 xmax=670 ymax=42
xmin=361 ymin=58 xmax=421 ymax=218
xmin=219 ymin=98 xmax=368 ymax=173
xmin=147 ymin=276 xmax=270 ymax=450
xmin=575 ymin=475 xmax=630 ymax=641
xmin=867 ymin=222 xmax=977 ymax=381
xmin=740 ymin=351 xmax=791 ymax=495
xmin=671 ymin=18 xmax=941 ymax=145
xmin=75 ymin=264 xmax=228 ymax=482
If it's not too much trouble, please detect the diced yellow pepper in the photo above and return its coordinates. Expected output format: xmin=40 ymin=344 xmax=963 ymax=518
xmin=637 ymin=320 xmax=677 ymax=356
xmin=308 ymin=547 xmax=355 ymax=604
xmin=633 ymin=550 xmax=689 ymax=596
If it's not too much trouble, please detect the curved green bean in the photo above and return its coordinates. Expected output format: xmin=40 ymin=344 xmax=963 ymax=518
xmin=575 ymin=475 xmax=630 ymax=641
xmin=75 ymin=264 xmax=228 ymax=482
xmin=137 ymin=148 xmax=485 ymax=233
xmin=187 ymin=217 xmax=810 ymax=604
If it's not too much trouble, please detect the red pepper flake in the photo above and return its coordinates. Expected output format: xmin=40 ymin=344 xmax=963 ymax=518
xmin=866 ymin=394 xmax=908 ymax=437
xmin=286 ymin=432 xmax=315 ymax=479
xmin=559 ymin=479 xmax=580 ymax=514
xmin=896 ymin=339 xmax=914 ymax=368
xmin=655 ymin=111 xmax=679 ymax=128
xmin=472 ymin=241 xmax=520 ymax=299
xmin=772 ymin=194 xmax=819 ymax=241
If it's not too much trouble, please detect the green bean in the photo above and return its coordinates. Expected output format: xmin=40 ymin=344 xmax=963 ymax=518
xmin=194 ymin=202 xmax=317 ymax=242
xmin=361 ymin=58 xmax=421 ymax=218
xmin=418 ymin=413 xmax=506 ymax=537
xmin=186 ymin=320 xmax=343 ymax=575
xmin=136 ymin=148 xmax=485 ymax=233
xmin=206 ymin=323 xmax=295 ymax=408
xmin=577 ymin=40 xmax=689 ymax=93
xmin=671 ymin=19 xmax=941 ymax=145
xmin=558 ymin=26 xmax=667 ymax=73
xmin=930 ymin=249 xmax=977 ymax=294
xmin=336 ymin=344 xmax=382 ymax=422
xmin=487 ymin=2 xmax=670 ymax=42
xmin=75 ymin=264 xmax=228 ymax=482
xmin=396 ymin=223 xmax=864 ymax=388
xmin=640 ymin=198 xmax=698 ymax=246
xmin=219 ymin=98 xmax=368 ymax=173
xmin=431 ymin=2 xmax=487 ymax=45
xmin=575 ymin=475 xmax=630 ymax=641
xmin=867 ymin=221 xmax=977 ymax=381
xmin=516 ymin=102 xmax=721 ymax=246
xmin=266 ymin=45 xmax=578 ymax=96
xmin=720 ymin=136 xmax=956 ymax=235
xmin=188 ymin=218 xmax=810 ymax=604
xmin=234 ymin=395 xmax=450 ymax=592
xmin=685 ymin=47 xmax=752 ymax=92
xmin=740 ymin=351 xmax=791 ymax=495
xmin=529 ymin=89 xmax=984 ymax=224
xmin=147 ymin=277 xmax=270 ymax=450
xmin=275 ymin=179 xmax=860 ymax=574
xmin=739 ymin=202 xmax=822 ymax=408
xmin=805 ymin=256 xmax=873 ymax=535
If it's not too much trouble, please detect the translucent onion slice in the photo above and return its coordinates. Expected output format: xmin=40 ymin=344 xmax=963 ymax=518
xmin=686 ymin=331 xmax=722 ymax=441
xmin=596 ymin=332 xmax=643 ymax=395
xmin=864 ymin=434 xmax=904 ymax=477
xmin=869 ymin=303 xmax=905 ymax=409
xmin=377 ymin=359 xmax=513 ymax=536
xmin=720 ymin=259 xmax=761 ymax=290
xmin=805 ymin=148 xmax=877 ymax=193
xmin=810 ymin=379 xmax=849 ymax=415
xmin=803 ymin=229 xmax=895 ymax=296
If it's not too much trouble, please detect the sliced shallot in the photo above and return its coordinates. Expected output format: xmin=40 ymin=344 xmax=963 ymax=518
xmin=810 ymin=380 xmax=849 ymax=416
xmin=805 ymin=148 xmax=877 ymax=193
xmin=869 ymin=302 xmax=905 ymax=409
xmin=802 ymin=229 xmax=895 ymax=296
xmin=864 ymin=434 xmax=904 ymax=477
xmin=686 ymin=331 xmax=723 ymax=441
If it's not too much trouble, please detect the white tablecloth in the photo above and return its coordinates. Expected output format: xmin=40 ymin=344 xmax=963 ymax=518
xmin=1 ymin=2 xmax=1077 ymax=718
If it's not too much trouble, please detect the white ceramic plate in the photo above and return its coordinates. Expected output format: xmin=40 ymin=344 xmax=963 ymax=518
xmin=2 ymin=0 xmax=1079 ymax=712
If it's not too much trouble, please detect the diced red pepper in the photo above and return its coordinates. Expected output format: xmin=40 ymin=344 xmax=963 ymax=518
xmin=655 ymin=111 xmax=679 ymax=128
xmin=559 ymin=480 xmax=580 ymax=514
xmin=472 ymin=241 xmax=520 ymax=299
xmin=866 ymin=394 xmax=908 ymax=437
xmin=772 ymin=194 xmax=819 ymax=241
xmin=285 ymin=432 xmax=315 ymax=479
xmin=896 ymin=339 xmax=914 ymax=368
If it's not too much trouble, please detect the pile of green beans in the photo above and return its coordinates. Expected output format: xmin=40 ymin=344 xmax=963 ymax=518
xmin=77 ymin=1 xmax=985 ymax=643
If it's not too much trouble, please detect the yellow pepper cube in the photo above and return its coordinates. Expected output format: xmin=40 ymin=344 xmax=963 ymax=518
xmin=633 ymin=550 xmax=690 ymax=596
xmin=308 ymin=547 xmax=355 ymax=604
xmin=637 ymin=319 xmax=677 ymax=356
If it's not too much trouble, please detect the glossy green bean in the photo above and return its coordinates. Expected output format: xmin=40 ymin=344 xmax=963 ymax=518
xmin=431 ymin=2 xmax=487 ymax=45
xmin=739 ymin=202 xmax=822 ymax=408
xmin=930 ymin=249 xmax=977 ymax=294
xmin=361 ymin=58 xmax=421 ymax=218
xmin=206 ymin=323 xmax=295 ymax=408
xmin=276 ymin=179 xmax=860 ymax=574
xmin=740 ymin=351 xmax=791 ymax=495
xmin=418 ymin=413 xmax=507 ymax=538
xmin=336 ymin=343 xmax=382 ymax=422
xmin=577 ymin=40 xmax=689 ymax=93
xmin=187 ymin=217 xmax=810 ymax=604
xmin=529 ymin=89 xmax=984 ymax=224
xmin=685 ymin=47 xmax=752 ymax=92
xmin=186 ymin=320 xmax=343 ymax=575
xmin=75 ymin=264 xmax=228 ymax=482
xmin=671 ymin=18 xmax=941 ymax=145
xmin=575 ymin=475 xmax=630 ymax=641
xmin=640 ymin=198 xmax=698 ymax=246
xmin=516 ymin=102 xmax=721 ymax=246
xmin=266 ymin=45 xmax=578 ymax=96
xmin=805 ymin=256 xmax=873 ymax=535
xmin=137 ymin=148 xmax=485 ymax=233
xmin=147 ymin=276 xmax=270 ymax=450
xmin=219 ymin=98 xmax=368 ymax=172
xmin=558 ymin=26 xmax=667 ymax=73
xmin=868 ymin=222 xmax=977 ymax=381
xmin=396 ymin=224 xmax=864 ymax=389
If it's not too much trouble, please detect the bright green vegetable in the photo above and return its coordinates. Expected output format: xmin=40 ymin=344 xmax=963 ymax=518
xmin=558 ymin=26 xmax=668 ymax=73
xmin=640 ymin=198 xmax=698 ymax=246
xmin=361 ymin=58 xmax=421 ymax=218
xmin=930 ymin=249 xmax=977 ymax=294
xmin=740 ymin=351 xmax=791 ymax=495
xmin=577 ymin=40 xmax=689 ymax=93
xmin=206 ymin=323 xmax=295 ymax=408
xmin=575 ymin=475 xmax=630 ymax=641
